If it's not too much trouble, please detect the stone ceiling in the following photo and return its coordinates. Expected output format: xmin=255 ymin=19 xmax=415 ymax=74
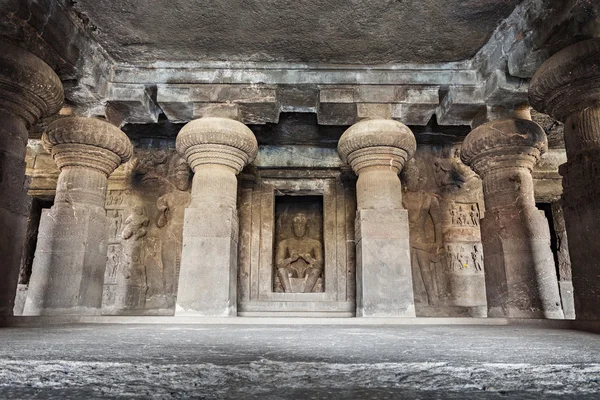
xmin=1 ymin=0 xmax=598 ymax=140
xmin=70 ymin=0 xmax=521 ymax=65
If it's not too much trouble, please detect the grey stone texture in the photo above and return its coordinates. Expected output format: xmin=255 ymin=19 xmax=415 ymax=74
xmin=0 ymin=40 xmax=63 ymax=316
xmin=529 ymin=38 xmax=600 ymax=320
xmin=175 ymin=117 xmax=258 ymax=316
xmin=338 ymin=119 xmax=417 ymax=317
xmin=461 ymin=119 xmax=563 ymax=319
xmin=69 ymin=0 xmax=520 ymax=64
xmin=23 ymin=117 xmax=132 ymax=315
xmin=0 ymin=323 xmax=599 ymax=399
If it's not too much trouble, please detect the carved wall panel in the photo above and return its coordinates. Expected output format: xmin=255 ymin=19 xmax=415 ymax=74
xmin=101 ymin=142 xmax=191 ymax=315
xmin=402 ymin=144 xmax=487 ymax=317
xmin=237 ymin=169 xmax=356 ymax=316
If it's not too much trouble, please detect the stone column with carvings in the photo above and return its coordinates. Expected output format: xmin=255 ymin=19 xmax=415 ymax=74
xmin=529 ymin=38 xmax=600 ymax=320
xmin=175 ymin=117 xmax=257 ymax=316
xmin=338 ymin=119 xmax=417 ymax=317
xmin=23 ymin=117 xmax=132 ymax=315
xmin=0 ymin=41 xmax=64 ymax=315
xmin=461 ymin=119 xmax=563 ymax=319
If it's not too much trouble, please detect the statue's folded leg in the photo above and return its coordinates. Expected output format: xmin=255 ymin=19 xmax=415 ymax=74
xmin=304 ymin=267 xmax=322 ymax=293
xmin=277 ymin=267 xmax=294 ymax=292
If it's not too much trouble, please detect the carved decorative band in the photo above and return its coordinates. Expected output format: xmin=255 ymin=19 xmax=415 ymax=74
xmin=346 ymin=146 xmax=408 ymax=175
xmin=469 ymin=151 xmax=540 ymax=177
xmin=461 ymin=119 xmax=547 ymax=175
xmin=0 ymin=41 xmax=63 ymax=124
xmin=51 ymin=144 xmax=122 ymax=176
xmin=481 ymin=166 xmax=534 ymax=197
xmin=43 ymin=117 xmax=133 ymax=165
xmin=176 ymin=117 xmax=258 ymax=164
xmin=338 ymin=119 xmax=416 ymax=165
xmin=0 ymin=86 xmax=49 ymax=127
xmin=529 ymin=39 xmax=600 ymax=121
xmin=184 ymin=143 xmax=250 ymax=173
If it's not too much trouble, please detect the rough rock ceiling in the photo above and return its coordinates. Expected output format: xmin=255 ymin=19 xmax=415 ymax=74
xmin=71 ymin=0 xmax=521 ymax=64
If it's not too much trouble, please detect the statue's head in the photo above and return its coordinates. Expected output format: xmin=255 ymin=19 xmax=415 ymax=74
xmin=292 ymin=213 xmax=308 ymax=238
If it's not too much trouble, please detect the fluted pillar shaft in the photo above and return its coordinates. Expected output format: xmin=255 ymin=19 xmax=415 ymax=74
xmin=529 ymin=39 xmax=600 ymax=320
xmin=461 ymin=119 xmax=563 ymax=318
xmin=338 ymin=119 xmax=417 ymax=317
xmin=0 ymin=41 xmax=63 ymax=315
xmin=175 ymin=117 xmax=257 ymax=316
xmin=23 ymin=117 xmax=132 ymax=315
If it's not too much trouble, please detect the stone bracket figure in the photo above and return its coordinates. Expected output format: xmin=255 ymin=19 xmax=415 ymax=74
xmin=275 ymin=213 xmax=323 ymax=293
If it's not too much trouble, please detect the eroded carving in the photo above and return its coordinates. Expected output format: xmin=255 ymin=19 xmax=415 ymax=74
xmin=402 ymin=160 xmax=442 ymax=306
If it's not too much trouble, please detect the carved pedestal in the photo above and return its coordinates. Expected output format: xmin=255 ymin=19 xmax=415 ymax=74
xmin=0 ymin=41 xmax=63 ymax=315
xmin=338 ymin=119 xmax=416 ymax=317
xmin=461 ymin=119 xmax=563 ymax=319
xmin=529 ymin=39 xmax=600 ymax=320
xmin=23 ymin=118 xmax=132 ymax=315
xmin=175 ymin=117 xmax=257 ymax=316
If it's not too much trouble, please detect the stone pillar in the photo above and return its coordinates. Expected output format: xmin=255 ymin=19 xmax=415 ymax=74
xmin=529 ymin=38 xmax=600 ymax=320
xmin=23 ymin=117 xmax=132 ymax=315
xmin=461 ymin=119 xmax=563 ymax=319
xmin=551 ymin=201 xmax=575 ymax=320
xmin=175 ymin=117 xmax=257 ymax=316
xmin=0 ymin=41 xmax=63 ymax=315
xmin=338 ymin=119 xmax=417 ymax=317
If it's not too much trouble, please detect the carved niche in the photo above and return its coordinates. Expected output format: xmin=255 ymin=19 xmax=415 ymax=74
xmin=237 ymin=169 xmax=356 ymax=316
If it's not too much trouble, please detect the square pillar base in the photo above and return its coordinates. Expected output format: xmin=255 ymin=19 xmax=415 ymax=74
xmin=176 ymin=207 xmax=238 ymax=316
xmin=23 ymin=205 xmax=108 ymax=315
xmin=355 ymin=209 xmax=415 ymax=317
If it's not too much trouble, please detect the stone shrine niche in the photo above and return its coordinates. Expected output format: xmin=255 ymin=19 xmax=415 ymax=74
xmin=237 ymin=169 xmax=356 ymax=316
xmin=101 ymin=142 xmax=191 ymax=315
xmin=402 ymin=144 xmax=487 ymax=317
xmin=274 ymin=196 xmax=324 ymax=293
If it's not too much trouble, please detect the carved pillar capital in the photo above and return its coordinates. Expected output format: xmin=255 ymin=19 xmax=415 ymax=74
xmin=0 ymin=41 xmax=64 ymax=126
xmin=461 ymin=119 xmax=547 ymax=177
xmin=338 ymin=119 xmax=416 ymax=175
xmin=529 ymin=38 xmax=600 ymax=122
xmin=176 ymin=117 xmax=258 ymax=174
xmin=42 ymin=117 xmax=133 ymax=176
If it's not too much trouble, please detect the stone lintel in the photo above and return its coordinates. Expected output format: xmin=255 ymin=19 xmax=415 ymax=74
xmin=105 ymin=84 xmax=161 ymax=126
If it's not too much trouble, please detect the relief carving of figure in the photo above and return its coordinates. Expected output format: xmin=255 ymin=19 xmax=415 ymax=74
xmin=402 ymin=163 xmax=443 ymax=305
xmin=472 ymin=244 xmax=484 ymax=272
xmin=275 ymin=213 xmax=323 ymax=293
xmin=470 ymin=204 xmax=480 ymax=226
xmin=457 ymin=245 xmax=470 ymax=269
xmin=122 ymin=206 xmax=150 ymax=241
xmin=155 ymin=157 xmax=192 ymax=298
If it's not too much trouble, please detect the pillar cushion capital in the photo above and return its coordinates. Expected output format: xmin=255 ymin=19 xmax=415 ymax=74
xmin=529 ymin=39 xmax=600 ymax=121
xmin=0 ymin=41 xmax=64 ymax=126
xmin=337 ymin=119 xmax=416 ymax=174
xmin=42 ymin=117 xmax=133 ymax=176
xmin=461 ymin=119 xmax=547 ymax=175
xmin=176 ymin=117 xmax=258 ymax=173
